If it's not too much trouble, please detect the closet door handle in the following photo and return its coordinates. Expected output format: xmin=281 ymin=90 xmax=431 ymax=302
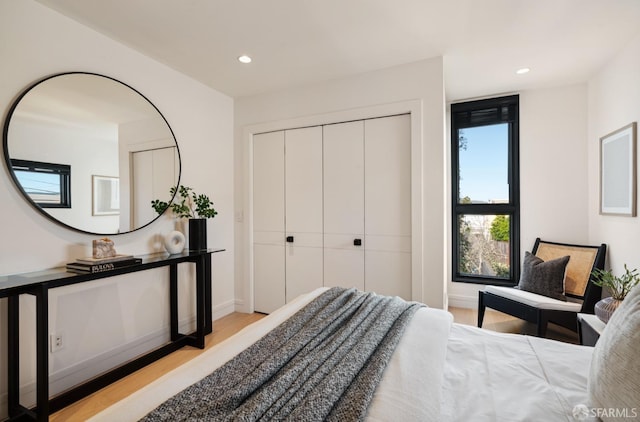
xmin=353 ymin=238 xmax=362 ymax=246
xmin=286 ymin=236 xmax=294 ymax=243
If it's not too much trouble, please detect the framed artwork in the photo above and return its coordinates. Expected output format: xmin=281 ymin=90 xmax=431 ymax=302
xmin=92 ymin=175 xmax=120 ymax=216
xmin=600 ymin=122 xmax=637 ymax=216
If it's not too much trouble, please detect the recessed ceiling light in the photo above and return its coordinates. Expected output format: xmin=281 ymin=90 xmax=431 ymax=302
xmin=516 ymin=68 xmax=530 ymax=75
xmin=238 ymin=55 xmax=252 ymax=64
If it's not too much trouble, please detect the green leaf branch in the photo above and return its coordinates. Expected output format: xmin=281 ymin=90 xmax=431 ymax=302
xmin=591 ymin=264 xmax=640 ymax=300
xmin=151 ymin=185 xmax=218 ymax=219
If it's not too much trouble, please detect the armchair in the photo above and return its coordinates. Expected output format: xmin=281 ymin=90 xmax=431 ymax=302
xmin=478 ymin=238 xmax=607 ymax=337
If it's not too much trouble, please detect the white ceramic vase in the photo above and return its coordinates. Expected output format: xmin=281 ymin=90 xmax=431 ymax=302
xmin=164 ymin=231 xmax=186 ymax=255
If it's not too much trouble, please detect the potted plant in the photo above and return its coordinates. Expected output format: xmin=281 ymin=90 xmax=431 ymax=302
xmin=591 ymin=264 xmax=640 ymax=323
xmin=152 ymin=185 xmax=218 ymax=251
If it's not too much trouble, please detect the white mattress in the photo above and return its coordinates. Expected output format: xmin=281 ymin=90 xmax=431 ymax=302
xmin=91 ymin=288 xmax=592 ymax=421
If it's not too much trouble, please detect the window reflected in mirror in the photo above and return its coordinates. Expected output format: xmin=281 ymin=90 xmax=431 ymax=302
xmin=11 ymin=159 xmax=71 ymax=208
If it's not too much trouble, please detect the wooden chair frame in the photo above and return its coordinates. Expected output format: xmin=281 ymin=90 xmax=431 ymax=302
xmin=478 ymin=238 xmax=607 ymax=337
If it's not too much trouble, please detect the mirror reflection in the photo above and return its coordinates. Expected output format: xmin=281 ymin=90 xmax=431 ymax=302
xmin=3 ymin=72 xmax=180 ymax=234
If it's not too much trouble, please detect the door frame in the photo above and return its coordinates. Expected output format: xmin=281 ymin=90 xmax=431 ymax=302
xmin=243 ymin=100 xmax=423 ymax=313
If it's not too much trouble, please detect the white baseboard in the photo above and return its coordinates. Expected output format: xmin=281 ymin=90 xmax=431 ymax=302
xmin=234 ymin=298 xmax=252 ymax=313
xmin=212 ymin=299 xmax=235 ymax=320
xmin=447 ymin=294 xmax=478 ymax=309
xmin=0 ymin=316 xmax=195 ymax=418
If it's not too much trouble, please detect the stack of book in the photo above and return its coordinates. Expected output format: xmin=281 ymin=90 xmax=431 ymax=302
xmin=66 ymin=254 xmax=142 ymax=274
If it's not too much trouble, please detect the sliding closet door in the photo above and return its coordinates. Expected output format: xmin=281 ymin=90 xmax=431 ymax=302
xmin=323 ymin=121 xmax=365 ymax=290
xmin=284 ymin=127 xmax=324 ymax=301
xmin=253 ymin=115 xmax=412 ymax=311
xmin=253 ymin=131 xmax=285 ymax=313
xmin=364 ymin=115 xmax=412 ymax=299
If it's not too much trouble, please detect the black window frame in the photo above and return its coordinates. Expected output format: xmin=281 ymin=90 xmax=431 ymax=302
xmin=10 ymin=159 xmax=71 ymax=208
xmin=451 ymin=95 xmax=520 ymax=286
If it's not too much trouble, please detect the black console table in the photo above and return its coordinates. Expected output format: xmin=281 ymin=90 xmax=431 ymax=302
xmin=0 ymin=249 xmax=224 ymax=421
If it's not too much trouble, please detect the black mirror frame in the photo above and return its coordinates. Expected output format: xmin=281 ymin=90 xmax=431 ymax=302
xmin=2 ymin=71 xmax=181 ymax=235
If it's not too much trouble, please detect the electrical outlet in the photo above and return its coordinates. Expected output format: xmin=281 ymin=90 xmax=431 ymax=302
xmin=50 ymin=333 xmax=64 ymax=353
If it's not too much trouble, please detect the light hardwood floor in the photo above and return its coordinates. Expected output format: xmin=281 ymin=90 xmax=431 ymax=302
xmin=50 ymin=312 xmax=265 ymax=422
xmin=451 ymin=306 xmax=579 ymax=344
xmin=51 ymin=306 xmax=578 ymax=421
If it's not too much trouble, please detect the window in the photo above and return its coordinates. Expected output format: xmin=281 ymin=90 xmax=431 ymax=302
xmin=451 ymin=95 xmax=519 ymax=285
xmin=11 ymin=159 xmax=71 ymax=208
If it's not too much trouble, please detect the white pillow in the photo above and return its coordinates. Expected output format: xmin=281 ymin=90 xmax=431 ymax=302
xmin=588 ymin=285 xmax=640 ymax=420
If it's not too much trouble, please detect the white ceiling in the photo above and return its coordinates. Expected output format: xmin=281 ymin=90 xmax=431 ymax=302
xmin=36 ymin=0 xmax=640 ymax=101
xmin=16 ymin=74 xmax=164 ymax=126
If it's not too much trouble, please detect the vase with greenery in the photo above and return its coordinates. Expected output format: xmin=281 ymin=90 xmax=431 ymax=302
xmin=591 ymin=264 xmax=640 ymax=323
xmin=152 ymin=185 xmax=218 ymax=251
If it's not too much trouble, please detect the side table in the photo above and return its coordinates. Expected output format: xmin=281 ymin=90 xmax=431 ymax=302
xmin=577 ymin=313 xmax=606 ymax=346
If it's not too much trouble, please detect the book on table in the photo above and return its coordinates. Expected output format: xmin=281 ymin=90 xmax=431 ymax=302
xmin=75 ymin=254 xmax=135 ymax=264
xmin=66 ymin=256 xmax=142 ymax=273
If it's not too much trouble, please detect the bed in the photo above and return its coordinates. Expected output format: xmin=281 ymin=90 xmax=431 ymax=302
xmin=89 ymin=286 xmax=637 ymax=422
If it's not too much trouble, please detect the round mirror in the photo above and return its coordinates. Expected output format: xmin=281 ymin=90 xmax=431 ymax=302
xmin=3 ymin=72 xmax=180 ymax=235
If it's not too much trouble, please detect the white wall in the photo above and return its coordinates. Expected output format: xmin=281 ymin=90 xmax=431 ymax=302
xmin=0 ymin=0 xmax=234 ymax=414
xmin=588 ymin=32 xmax=640 ymax=274
xmin=448 ymin=84 xmax=590 ymax=308
xmin=234 ymin=58 xmax=446 ymax=310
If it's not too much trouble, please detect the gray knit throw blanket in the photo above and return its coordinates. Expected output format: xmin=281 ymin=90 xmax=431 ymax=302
xmin=141 ymin=287 xmax=422 ymax=422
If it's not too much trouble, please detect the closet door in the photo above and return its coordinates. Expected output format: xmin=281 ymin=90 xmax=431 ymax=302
xmin=364 ymin=115 xmax=412 ymax=299
xmin=284 ymin=127 xmax=324 ymax=301
xmin=253 ymin=131 xmax=285 ymax=313
xmin=131 ymin=147 xmax=178 ymax=230
xmin=323 ymin=121 xmax=365 ymax=290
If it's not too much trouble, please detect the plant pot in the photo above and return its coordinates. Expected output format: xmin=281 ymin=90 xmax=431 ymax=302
xmin=594 ymin=296 xmax=623 ymax=323
xmin=188 ymin=218 xmax=207 ymax=251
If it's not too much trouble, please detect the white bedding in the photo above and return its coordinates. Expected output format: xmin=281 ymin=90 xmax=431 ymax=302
xmin=442 ymin=324 xmax=592 ymax=421
xmin=91 ymin=288 xmax=592 ymax=421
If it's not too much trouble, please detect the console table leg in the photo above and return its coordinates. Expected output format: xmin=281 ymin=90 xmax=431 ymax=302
xmin=7 ymin=295 xmax=20 ymax=418
xmin=195 ymin=255 xmax=206 ymax=349
xmin=169 ymin=264 xmax=179 ymax=341
xmin=204 ymin=254 xmax=212 ymax=334
xmin=35 ymin=285 xmax=49 ymax=421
